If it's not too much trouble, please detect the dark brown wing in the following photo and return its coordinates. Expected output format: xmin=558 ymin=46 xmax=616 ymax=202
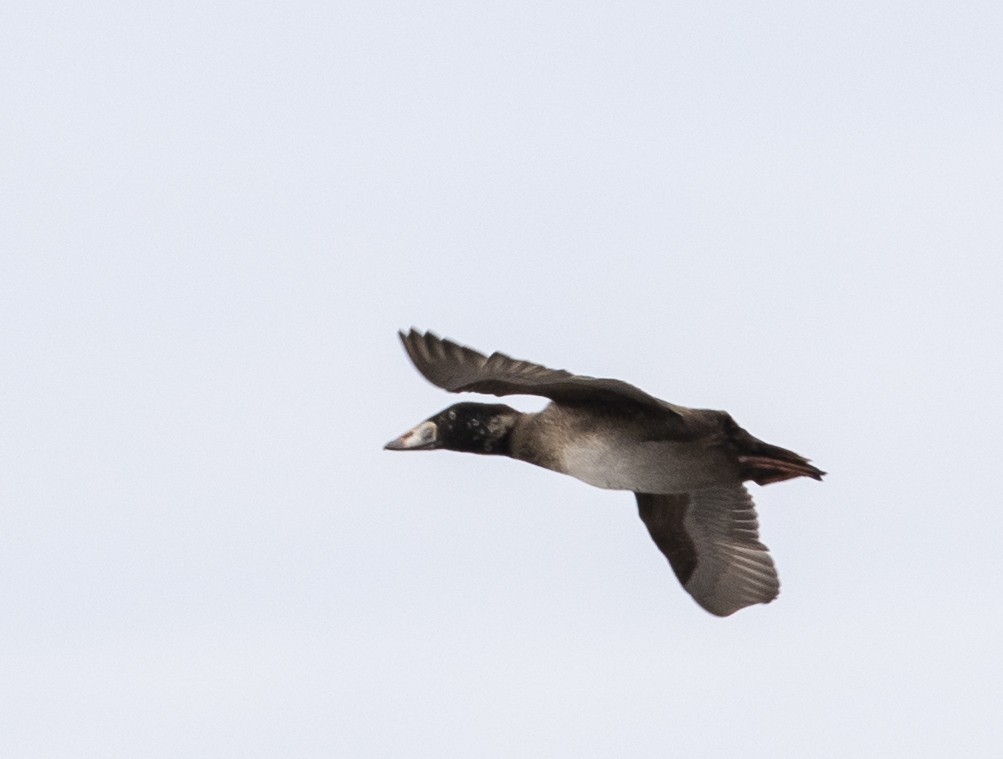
xmin=636 ymin=486 xmax=780 ymax=616
xmin=399 ymin=329 xmax=681 ymax=412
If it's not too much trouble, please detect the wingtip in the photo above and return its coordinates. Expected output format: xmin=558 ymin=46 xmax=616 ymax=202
xmin=398 ymin=327 xmax=442 ymax=341
xmin=397 ymin=328 xmax=450 ymax=371
xmin=398 ymin=327 xmax=427 ymax=348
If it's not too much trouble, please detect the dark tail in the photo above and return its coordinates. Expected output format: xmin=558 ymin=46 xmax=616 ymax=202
xmin=730 ymin=425 xmax=825 ymax=486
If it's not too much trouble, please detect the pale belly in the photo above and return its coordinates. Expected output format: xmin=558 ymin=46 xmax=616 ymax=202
xmin=556 ymin=435 xmax=739 ymax=493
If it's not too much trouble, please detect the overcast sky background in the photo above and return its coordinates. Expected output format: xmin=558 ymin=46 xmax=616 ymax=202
xmin=3 ymin=1 xmax=1002 ymax=756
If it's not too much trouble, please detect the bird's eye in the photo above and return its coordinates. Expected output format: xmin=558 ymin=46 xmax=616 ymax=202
xmin=448 ymin=410 xmax=457 ymax=420
xmin=470 ymin=419 xmax=480 ymax=427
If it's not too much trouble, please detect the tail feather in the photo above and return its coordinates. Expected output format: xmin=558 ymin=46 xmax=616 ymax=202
xmin=729 ymin=424 xmax=826 ymax=486
xmin=738 ymin=453 xmax=825 ymax=485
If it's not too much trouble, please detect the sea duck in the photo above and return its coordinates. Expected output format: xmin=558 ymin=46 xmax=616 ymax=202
xmin=385 ymin=329 xmax=823 ymax=617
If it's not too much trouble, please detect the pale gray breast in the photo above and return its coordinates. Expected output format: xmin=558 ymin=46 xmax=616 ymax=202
xmin=513 ymin=405 xmax=741 ymax=494
xmin=557 ymin=434 xmax=739 ymax=493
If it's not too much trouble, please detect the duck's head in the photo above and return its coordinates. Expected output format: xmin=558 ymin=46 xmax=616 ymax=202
xmin=384 ymin=402 xmax=518 ymax=455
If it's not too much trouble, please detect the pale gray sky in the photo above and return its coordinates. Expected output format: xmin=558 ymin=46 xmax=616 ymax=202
xmin=3 ymin=1 xmax=1002 ymax=756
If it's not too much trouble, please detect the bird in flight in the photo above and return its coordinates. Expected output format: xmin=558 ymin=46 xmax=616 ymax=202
xmin=385 ymin=329 xmax=824 ymax=616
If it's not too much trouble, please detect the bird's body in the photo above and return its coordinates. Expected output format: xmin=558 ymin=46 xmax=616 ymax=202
xmin=385 ymin=329 xmax=824 ymax=617
xmin=509 ymin=403 xmax=741 ymax=493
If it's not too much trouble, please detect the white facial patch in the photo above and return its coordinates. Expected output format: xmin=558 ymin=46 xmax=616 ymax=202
xmin=407 ymin=421 xmax=438 ymax=446
xmin=387 ymin=420 xmax=439 ymax=450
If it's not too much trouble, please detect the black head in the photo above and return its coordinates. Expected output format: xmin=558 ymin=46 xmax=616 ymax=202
xmin=384 ymin=402 xmax=518 ymax=455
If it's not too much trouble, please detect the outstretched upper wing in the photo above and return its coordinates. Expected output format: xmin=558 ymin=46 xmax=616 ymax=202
xmin=636 ymin=485 xmax=780 ymax=617
xmin=399 ymin=329 xmax=680 ymax=411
